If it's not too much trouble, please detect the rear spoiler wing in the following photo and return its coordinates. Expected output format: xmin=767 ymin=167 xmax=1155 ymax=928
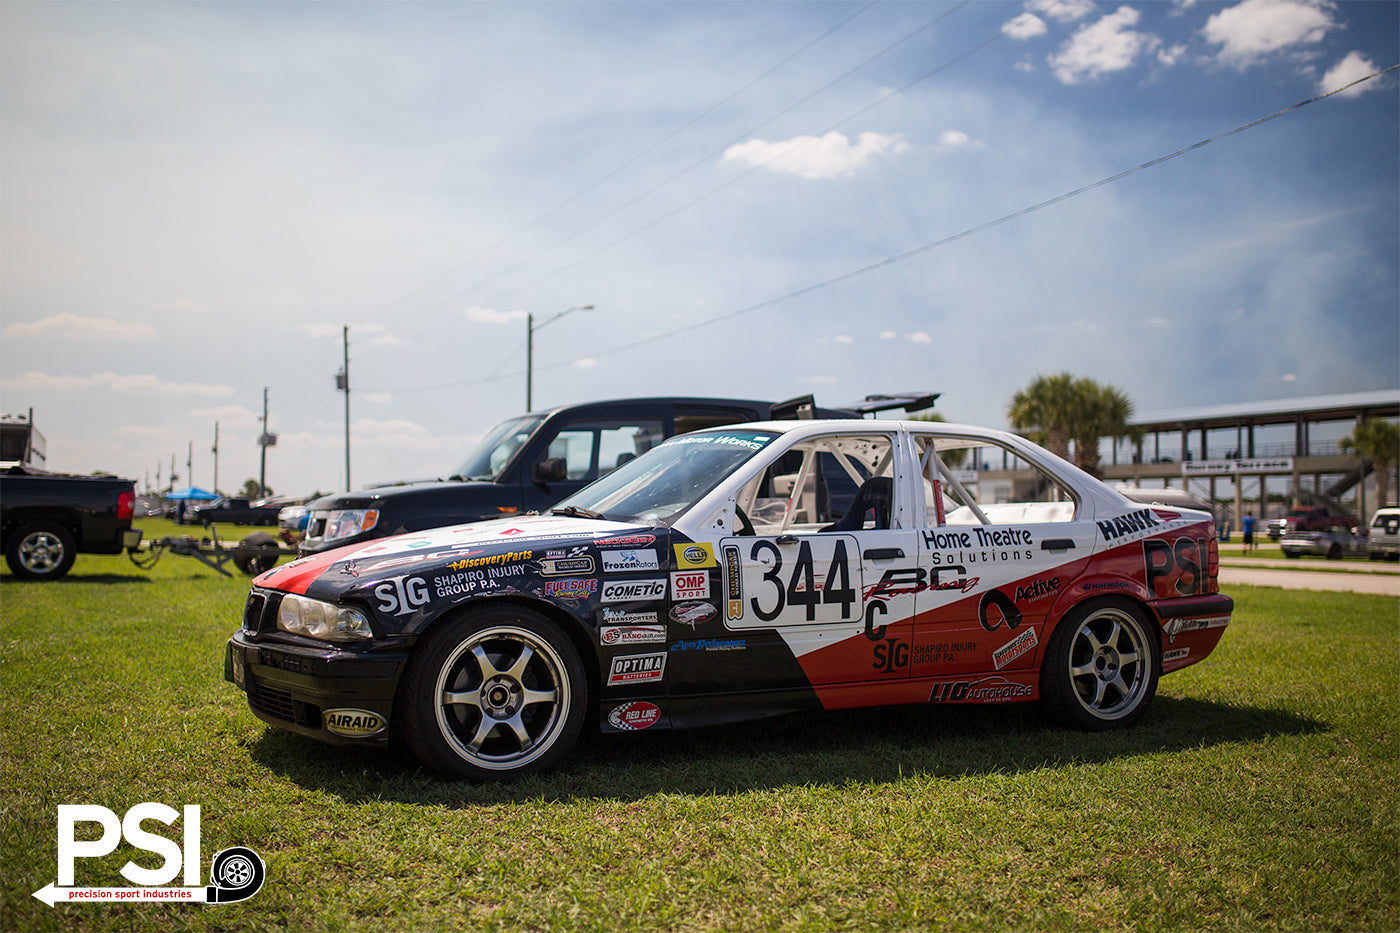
xmin=771 ymin=392 xmax=940 ymax=420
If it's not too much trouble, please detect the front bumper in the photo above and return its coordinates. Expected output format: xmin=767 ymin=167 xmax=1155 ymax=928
xmin=226 ymin=631 xmax=409 ymax=747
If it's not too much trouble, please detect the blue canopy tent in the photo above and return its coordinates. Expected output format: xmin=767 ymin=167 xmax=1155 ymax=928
xmin=166 ymin=486 xmax=219 ymax=500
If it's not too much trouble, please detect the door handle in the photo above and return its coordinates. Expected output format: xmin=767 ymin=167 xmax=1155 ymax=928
xmin=775 ymin=534 xmax=798 ymax=546
xmin=1041 ymin=539 xmax=1076 ymax=553
xmin=863 ymin=547 xmax=904 ymax=560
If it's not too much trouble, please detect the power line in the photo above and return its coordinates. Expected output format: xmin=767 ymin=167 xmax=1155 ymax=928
xmin=367 ymin=62 xmax=1398 ymax=393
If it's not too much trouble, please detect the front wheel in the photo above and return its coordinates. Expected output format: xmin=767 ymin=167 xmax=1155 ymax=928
xmin=5 ymin=521 xmax=77 ymax=580
xmin=1040 ymin=599 xmax=1158 ymax=731
xmin=399 ymin=606 xmax=587 ymax=781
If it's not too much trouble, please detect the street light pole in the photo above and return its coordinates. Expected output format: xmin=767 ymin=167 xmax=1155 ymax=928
xmin=526 ymin=304 xmax=593 ymax=411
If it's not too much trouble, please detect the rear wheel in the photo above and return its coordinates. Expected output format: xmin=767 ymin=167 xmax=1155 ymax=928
xmin=1041 ymin=599 xmax=1158 ymax=731
xmin=5 ymin=521 xmax=76 ymax=580
xmin=400 ymin=606 xmax=587 ymax=781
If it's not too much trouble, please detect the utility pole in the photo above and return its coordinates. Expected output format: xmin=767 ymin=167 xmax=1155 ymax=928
xmin=337 ymin=326 xmax=351 ymax=491
xmin=186 ymin=442 xmax=193 ymax=491
xmin=212 ymin=421 xmax=220 ymax=494
xmin=258 ymin=387 xmax=271 ymax=498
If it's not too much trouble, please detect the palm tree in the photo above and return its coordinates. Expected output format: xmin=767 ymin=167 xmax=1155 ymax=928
xmin=1340 ymin=418 xmax=1399 ymax=510
xmin=1070 ymin=378 xmax=1138 ymax=477
xmin=1006 ymin=372 xmax=1078 ymax=461
xmin=1007 ymin=374 xmax=1136 ymax=477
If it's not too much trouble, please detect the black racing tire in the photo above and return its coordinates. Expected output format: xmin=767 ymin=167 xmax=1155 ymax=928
xmin=399 ymin=605 xmax=587 ymax=781
xmin=1325 ymin=544 xmax=1342 ymax=560
xmin=4 ymin=521 xmax=77 ymax=580
xmin=233 ymin=532 xmax=281 ymax=575
xmin=1040 ymin=598 xmax=1158 ymax=731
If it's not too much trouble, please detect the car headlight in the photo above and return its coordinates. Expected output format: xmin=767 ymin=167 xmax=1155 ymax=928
xmin=317 ymin=508 xmax=380 ymax=543
xmin=276 ymin=593 xmax=374 ymax=642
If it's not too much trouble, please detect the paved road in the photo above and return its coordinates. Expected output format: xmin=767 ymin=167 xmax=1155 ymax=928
xmin=1218 ymin=566 xmax=1400 ymax=596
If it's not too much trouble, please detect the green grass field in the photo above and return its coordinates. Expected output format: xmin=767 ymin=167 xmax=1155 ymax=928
xmin=2 ymin=518 xmax=1396 ymax=931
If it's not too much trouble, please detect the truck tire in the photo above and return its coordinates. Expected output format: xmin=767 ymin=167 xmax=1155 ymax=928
xmin=5 ymin=521 xmax=77 ymax=580
xmin=233 ymin=532 xmax=281 ymax=575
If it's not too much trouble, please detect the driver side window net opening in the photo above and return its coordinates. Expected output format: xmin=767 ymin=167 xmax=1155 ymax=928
xmin=914 ymin=435 xmax=1077 ymax=526
xmin=739 ymin=435 xmax=896 ymax=534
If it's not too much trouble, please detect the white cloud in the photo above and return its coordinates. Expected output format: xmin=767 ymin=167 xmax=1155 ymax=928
xmin=1050 ymin=6 xmax=1162 ymax=84
xmin=834 ymin=334 xmax=853 ymax=344
xmin=879 ymin=331 xmax=897 ymax=340
xmin=1201 ymin=0 xmax=1337 ymax=68
xmin=1320 ymin=51 xmax=1383 ymax=97
xmin=464 ymin=305 xmax=528 ymax=324
xmin=722 ymin=131 xmax=907 ymax=180
xmin=1281 ymin=373 xmax=1298 ymax=382
xmin=295 ymin=323 xmax=342 ymax=339
xmin=295 ymin=322 xmax=405 ymax=347
xmin=572 ymin=358 xmax=598 ymax=369
xmin=1044 ymin=0 xmax=1099 ymax=23
xmin=2 ymin=313 xmax=158 ymax=340
xmin=909 ymin=331 xmax=933 ymax=344
xmin=1003 ymin=13 xmax=1048 ymax=40
xmin=936 ymin=130 xmax=973 ymax=151
xmin=1 ymin=370 xmax=233 ymax=397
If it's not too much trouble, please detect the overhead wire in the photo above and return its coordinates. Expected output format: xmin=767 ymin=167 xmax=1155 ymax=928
xmin=369 ymin=62 xmax=1399 ymax=394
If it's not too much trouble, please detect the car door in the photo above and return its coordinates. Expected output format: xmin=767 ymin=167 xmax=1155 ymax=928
xmin=719 ymin=430 xmax=922 ymax=685
xmin=518 ymin=413 xmax=667 ymax=514
xmin=906 ymin=432 xmax=1100 ymax=681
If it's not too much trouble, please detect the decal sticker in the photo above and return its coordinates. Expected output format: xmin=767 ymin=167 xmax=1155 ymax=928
xmin=922 ymin=528 xmax=1034 ymax=564
xmin=1163 ymin=647 xmax=1191 ymax=662
xmin=977 ymin=589 xmax=1023 ymax=632
xmin=992 ymin=627 xmax=1039 ymax=669
xmin=600 ymin=578 xmax=667 ymax=603
xmin=323 ymin=709 xmax=386 ymax=738
xmin=600 ymin=608 xmax=660 ymax=626
xmin=669 ymin=601 xmax=716 ymax=627
xmin=674 ymin=543 xmax=718 ymax=570
xmin=543 ymin=578 xmax=598 ymax=599
xmin=601 ymin=625 xmax=667 ymax=646
xmin=601 ymin=549 xmax=660 ymax=572
xmin=670 ymin=570 xmax=710 ymax=601
xmin=374 ymin=575 xmax=431 ymax=616
xmin=607 ymin=701 xmax=661 ymax=730
xmin=912 ymin=641 xmax=976 ymax=665
xmin=607 ymin=653 xmax=667 ymax=686
xmin=595 ymin=535 xmax=656 ymax=547
xmin=1144 ymin=537 xmax=1209 ymax=597
xmin=446 ymin=551 xmax=532 ymax=571
xmin=538 ymin=556 xmax=596 ymax=576
xmin=929 ymin=675 xmax=1034 ymax=703
xmin=1014 ymin=577 xmax=1061 ymax=603
xmin=722 ymin=545 xmax=743 ymax=621
xmin=747 ymin=538 xmax=857 ymax=623
xmin=1097 ymin=508 xmax=1163 ymax=542
xmin=866 ymin=566 xmax=979 ymax=603
xmin=1164 ymin=615 xmax=1230 ymax=644
xmin=671 ymin=637 xmax=746 ymax=652
xmin=668 ymin=432 xmax=771 ymax=450
xmin=433 ymin=571 xmax=503 ymax=598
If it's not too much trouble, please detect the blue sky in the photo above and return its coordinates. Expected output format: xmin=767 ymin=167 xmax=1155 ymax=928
xmin=2 ymin=0 xmax=1396 ymax=495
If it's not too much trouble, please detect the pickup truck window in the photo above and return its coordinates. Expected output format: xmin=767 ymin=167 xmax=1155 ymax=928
xmin=449 ymin=414 xmax=546 ymax=481
xmin=547 ymin=419 xmax=665 ymax=482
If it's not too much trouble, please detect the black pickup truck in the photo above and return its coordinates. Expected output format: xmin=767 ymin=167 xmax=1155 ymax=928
xmin=1 ymin=467 xmax=137 ymax=579
xmin=189 ymin=496 xmax=285 ymax=527
xmin=300 ymin=393 xmax=937 ymax=555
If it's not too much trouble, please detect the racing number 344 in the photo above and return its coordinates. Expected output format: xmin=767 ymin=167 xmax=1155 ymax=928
xmin=748 ymin=538 xmax=857 ymax=623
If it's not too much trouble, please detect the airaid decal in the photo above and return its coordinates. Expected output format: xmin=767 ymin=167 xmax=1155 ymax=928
xmin=323 ymin=708 xmax=387 ymax=737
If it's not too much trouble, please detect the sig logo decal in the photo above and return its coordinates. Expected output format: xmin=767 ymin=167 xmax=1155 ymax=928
xmin=607 ymin=701 xmax=661 ymax=731
xmin=33 ymin=803 xmax=265 ymax=906
xmin=375 ymin=574 xmax=430 ymax=616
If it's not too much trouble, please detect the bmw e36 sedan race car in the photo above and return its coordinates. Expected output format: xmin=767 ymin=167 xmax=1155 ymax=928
xmin=226 ymin=419 xmax=1233 ymax=781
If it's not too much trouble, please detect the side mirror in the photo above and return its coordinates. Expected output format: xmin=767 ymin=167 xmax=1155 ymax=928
xmin=532 ymin=458 xmax=567 ymax=484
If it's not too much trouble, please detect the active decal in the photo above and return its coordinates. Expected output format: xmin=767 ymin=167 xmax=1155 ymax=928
xmin=1014 ymin=577 xmax=1061 ymax=603
xmin=601 ymin=549 xmax=660 ymax=572
xmin=600 ymin=578 xmax=667 ymax=603
xmin=607 ymin=701 xmax=661 ymax=730
xmin=607 ymin=653 xmax=667 ymax=686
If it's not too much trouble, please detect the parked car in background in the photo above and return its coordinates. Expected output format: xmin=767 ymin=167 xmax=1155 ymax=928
xmin=194 ymin=495 xmax=301 ymax=526
xmin=1367 ymin=507 xmax=1400 ymax=561
xmin=1 ymin=466 xmax=137 ymax=580
xmin=1280 ymin=524 xmax=1366 ymax=560
xmin=1267 ymin=506 xmax=1356 ymax=541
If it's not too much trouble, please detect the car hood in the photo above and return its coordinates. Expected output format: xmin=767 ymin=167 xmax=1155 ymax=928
xmin=253 ymin=514 xmax=660 ymax=597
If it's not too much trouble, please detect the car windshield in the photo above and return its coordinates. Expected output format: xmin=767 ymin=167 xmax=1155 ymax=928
xmin=553 ymin=430 xmax=778 ymax=525
xmin=448 ymin=414 xmax=547 ymax=481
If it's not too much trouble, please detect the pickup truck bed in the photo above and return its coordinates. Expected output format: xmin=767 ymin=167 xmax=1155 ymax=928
xmin=1 ymin=468 xmax=136 ymax=579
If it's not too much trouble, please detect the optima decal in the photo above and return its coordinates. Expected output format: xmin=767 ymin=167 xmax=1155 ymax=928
xmin=607 ymin=653 xmax=667 ymax=686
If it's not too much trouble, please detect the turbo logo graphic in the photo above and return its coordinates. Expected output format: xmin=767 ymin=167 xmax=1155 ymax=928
xmin=33 ymin=803 xmax=265 ymax=907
